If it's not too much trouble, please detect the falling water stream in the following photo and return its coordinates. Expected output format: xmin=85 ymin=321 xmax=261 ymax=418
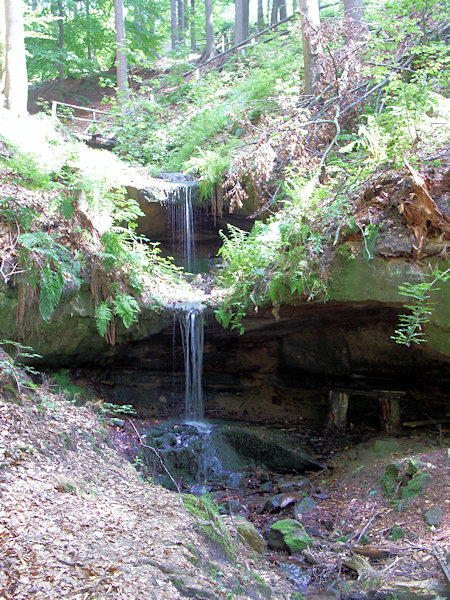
xmin=178 ymin=302 xmax=205 ymax=422
xmin=166 ymin=182 xmax=198 ymax=272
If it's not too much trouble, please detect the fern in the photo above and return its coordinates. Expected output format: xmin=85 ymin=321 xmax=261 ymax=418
xmin=95 ymin=302 xmax=113 ymax=337
xmin=39 ymin=263 xmax=65 ymax=322
xmin=113 ymin=293 xmax=140 ymax=329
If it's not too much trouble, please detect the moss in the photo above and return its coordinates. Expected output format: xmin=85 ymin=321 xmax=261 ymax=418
xmin=268 ymin=519 xmax=312 ymax=554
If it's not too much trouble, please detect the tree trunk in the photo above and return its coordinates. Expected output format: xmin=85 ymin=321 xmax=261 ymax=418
xmin=114 ymin=0 xmax=129 ymax=102
xmin=379 ymin=396 xmax=401 ymax=433
xmin=178 ymin=0 xmax=185 ymax=44
xmin=190 ymin=0 xmax=196 ymax=49
xmin=203 ymin=0 xmax=217 ymax=60
xmin=4 ymin=0 xmax=28 ymax=116
xmin=257 ymin=0 xmax=264 ymax=30
xmin=86 ymin=0 xmax=92 ymax=61
xmin=171 ymin=0 xmax=179 ymax=49
xmin=270 ymin=0 xmax=279 ymax=25
xmin=326 ymin=391 xmax=349 ymax=430
xmin=234 ymin=0 xmax=244 ymax=49
xmin=279 ymin=0 xmax=287 ymax=19
xmin=56 ymin=0 xmax=64 ymax=101
xmin=299 ymin=0 xmax=321 ymax=96
xmin=0 ymin=0 xmax=6 ymax=106
xmin=343 ymin=0 xmax=366 ymax=40
xmin=243 ymin=0 xmax=249 ymax=39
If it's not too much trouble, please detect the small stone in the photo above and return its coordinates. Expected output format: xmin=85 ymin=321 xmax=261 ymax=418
xmin=374 ymin=439 xmax=400 ymax=456
xmin=259 ymin=481 xmax=273 ymax=493
xmin=263 ymin=494 xmax=283 ymax=513
xmin=423 ymin=507 xmax=443 ymax=527
xmin=236 ymin=519 xmax=265 ymax=554
xmin=294 ymin=496 xmax=317 ymax=520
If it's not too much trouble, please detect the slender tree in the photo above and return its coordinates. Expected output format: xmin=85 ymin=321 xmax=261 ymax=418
xmin=234 ymin=0 xmax=244 ymax=47
xmin=177 ymin=0 xmax=185 ymax=44
xmin=242 ymin=0 xmax=249 ymax=39
xmin=0 ymin=0 xmax=5 ymax=106
xmin=4 ymin=0 xmax=28 ymax=116
xmin=171 ymin=0 xmax=179 ymax=49
xmin=55 ymin=0 xmax=64 ymax=100
xmin=343 ymin=0 xmax=366 ymax=40
xmin=299 ymin=0 xmax=321 ymax=96
xmin=279 ymin=0 xmax=287 ymax=19
xmin=190 ymin=0 xmax=196 ymax=49
xmin=271 ymin=0 xmax=279 ymax=25
xmin=203 ymin=0 xmax=217 ymax=60
xmin=114 ymin=0 xmax=129 ymax=101
xmin=257 ymin=0 xmax=264 ymax=30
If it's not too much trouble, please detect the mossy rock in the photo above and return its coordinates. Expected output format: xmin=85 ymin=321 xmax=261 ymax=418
xmin=402 ymin=472 xmax=432 ymax=499
xmin=267 ymin=519 xmax=312 ymax=554
xmin=236 ymin=519 xmax=265 ymax=554
xmin=374 ymin=439 xmax=401 ymax=456
xmin=221 ymin=426 xmax=322 ymax=473
xmin=382 ymin=462 xmax=402 ymax=495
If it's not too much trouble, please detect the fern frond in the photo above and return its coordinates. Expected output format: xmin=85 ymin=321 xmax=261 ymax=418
xmin=95 ymin=302 xmax=113 ymax=337
xmin=39 ymin=263 xmax=64 ymax=321
xmin=113 ymin=293 xmax=140 ymax=329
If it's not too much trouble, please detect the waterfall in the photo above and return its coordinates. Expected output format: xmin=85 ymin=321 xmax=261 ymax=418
xmin=166 ymin=184 xmax=197 ymax=272
xmin=178 ymin=303 xmax=205 ymax=421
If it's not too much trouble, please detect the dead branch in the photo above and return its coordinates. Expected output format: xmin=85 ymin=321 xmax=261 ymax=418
xmin=127 ymin=419 xmax=181 ymax=493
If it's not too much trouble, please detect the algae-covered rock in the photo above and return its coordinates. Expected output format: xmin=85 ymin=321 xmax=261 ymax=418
xmin=423 ymin=507 xmax=443 ymax=527
xmin=374 ymin=439 xmax=401 ymax=456
xmin=221 ymin=425 xmax=323 ymax=473
xmin=382 ymin=462 xmax=402 ymax=495
xmin=267 ymin=519 xmax=312 ymax=554
xmin=236 ymin=519 xmax=265 ymax=554
xmin=406 ymin=458 xmax=428 ymax=477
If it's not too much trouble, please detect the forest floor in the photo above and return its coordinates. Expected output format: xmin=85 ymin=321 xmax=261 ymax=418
xmin=1 ymin=361 xmax=449 ymax=600
xmin=0 ymin=366 xmax=297 ymax=600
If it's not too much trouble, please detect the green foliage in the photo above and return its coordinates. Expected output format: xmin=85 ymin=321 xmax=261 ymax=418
xmin=19 ymin=231 xmax=81 ymax=322
xmin=185 ymin=147 xmax=230 ymax=199
xmin=0 ymin=197 xmax=38 ymax=232
xmin=183 ymin=493 xmax=236 ymax=561
xmin=0 ymin=341 xmax=41 ymax=397
xmin=112 ymin=293 xmax=140 ymax=329
xmin=52 ymin=369 xmax=91 ymax=404
xmin=95 ymin=302 xmax=113 ymax=337
xmin=392 ymin=268 xmax=449 ymax=346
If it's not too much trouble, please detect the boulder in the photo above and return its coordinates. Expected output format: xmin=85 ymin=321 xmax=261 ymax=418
xmin=374 ymin=439 xmax=401 ymax=456
xmin=236 ymin=519 xmax=265 ymax=554
xmin=221 ymin=425 xmax=323 ymax=474
xmin=267 ymin=519 xmax=313 ymax=554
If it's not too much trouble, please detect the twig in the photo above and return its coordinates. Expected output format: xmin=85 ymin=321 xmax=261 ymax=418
xmin=127 ymin=419 xmax=181 ymax=493
xmin=356 ymin=511 xmax=379 ymax=543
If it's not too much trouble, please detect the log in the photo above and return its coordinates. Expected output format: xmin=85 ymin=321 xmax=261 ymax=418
xmin=343 ymin=554 xmax=384 ymax=590
xmin=353 ymin=545 xmax=398 ymax=560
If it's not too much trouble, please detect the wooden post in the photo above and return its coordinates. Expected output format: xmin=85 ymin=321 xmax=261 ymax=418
xmin=327 ymin=390 xmax=349 ymax=429
xmin=51 ymin=100 xmax=57 ymax=120
xmin=379 ymin=396 xmax=401 ymax=432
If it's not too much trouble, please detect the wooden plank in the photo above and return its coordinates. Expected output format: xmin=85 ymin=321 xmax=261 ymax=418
xmin=53 ymin=100 xmax=110 ymax=115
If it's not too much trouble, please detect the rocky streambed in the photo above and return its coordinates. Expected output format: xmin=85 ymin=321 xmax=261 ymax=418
xmin=110 ymin=418 xmax=450 ymax=599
